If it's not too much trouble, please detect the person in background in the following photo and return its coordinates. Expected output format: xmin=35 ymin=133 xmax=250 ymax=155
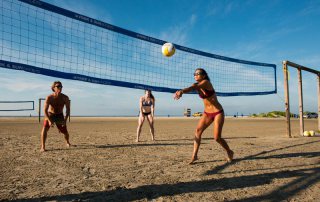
xmin=136 ymin=90 xmax=155 ymax=142
xmin=40 ymin=81 xmax=71 ymax=152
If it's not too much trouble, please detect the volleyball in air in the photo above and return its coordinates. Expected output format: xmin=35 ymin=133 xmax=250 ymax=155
xmin=162 ymin=42 xmax=175 ymax=57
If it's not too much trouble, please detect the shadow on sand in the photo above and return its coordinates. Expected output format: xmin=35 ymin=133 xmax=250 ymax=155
xmin=159 ymin=136 xmax=257 ymax=142
xmin=14 ymin=140 xmax=320 ymax=201
xmin=47 ymin=142 xmax=193 ymax=152
xmin=13 ymin=166 xmax=320 ymax=201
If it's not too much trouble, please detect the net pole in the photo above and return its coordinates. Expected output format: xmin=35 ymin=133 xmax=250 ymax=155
xmin=318 ymin=75 xmax=320 ymax=131
xmin=69 ymin=100 xmax=71 ymax=123
xmin=297 ymin=69 xmax=304 ymax=136
xmin=39 ymin=98 xmax=45 ymax=123
xmin=38 ymin=98 xmax=41 ymax=123
xmin=283 ymin=62 xmax=292 ymax=138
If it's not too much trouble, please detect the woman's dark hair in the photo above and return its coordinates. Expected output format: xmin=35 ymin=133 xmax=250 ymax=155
xmin=195 ymin=68 xmax=210 ymax=81
xmin=145 ymin=90 xmax=155 ymax=100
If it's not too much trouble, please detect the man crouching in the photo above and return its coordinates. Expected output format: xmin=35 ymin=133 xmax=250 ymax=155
xmin=40 ymin=81 xmax=71 ymax=152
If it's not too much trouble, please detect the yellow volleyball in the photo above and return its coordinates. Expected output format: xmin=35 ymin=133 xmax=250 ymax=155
xmin=309 ymin=130 xmax=315 ymax=136
xmin=303 ymin=131 xmax=311 ymax=137
xmin=162 ymin=42 xmax=175 ymax=57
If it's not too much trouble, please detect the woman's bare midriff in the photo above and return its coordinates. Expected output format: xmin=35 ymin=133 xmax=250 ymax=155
xmin=203 ymin=95 xmax=223 ymax=113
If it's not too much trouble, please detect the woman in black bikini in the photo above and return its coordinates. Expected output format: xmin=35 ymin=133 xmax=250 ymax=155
xmin=174 ymin=68 xmax=234 ymax=164
xmin=136 ymin=90 xmax=155 ymax=142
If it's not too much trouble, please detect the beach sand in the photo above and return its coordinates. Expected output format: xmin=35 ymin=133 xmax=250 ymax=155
xmin=0 ymin=117 xmax=319 ymax=201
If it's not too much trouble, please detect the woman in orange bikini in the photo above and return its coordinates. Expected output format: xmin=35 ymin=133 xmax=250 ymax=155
xmin=136 ymin=90 xmax=155 ymax=142
xmin=174 ymin=68 xmax=234 ymax=164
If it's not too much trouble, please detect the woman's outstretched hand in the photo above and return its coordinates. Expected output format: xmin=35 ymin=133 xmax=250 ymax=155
xmin=174 ymin=90 xmax=183 ymax=100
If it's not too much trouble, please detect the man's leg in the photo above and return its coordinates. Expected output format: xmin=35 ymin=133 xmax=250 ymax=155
xmin=40 ymin=126 xmax=49 ymax=152
xmin=63 ymin=131 xmax=71 ymax=147
xmin=57 ymin=125 xmax=71 ymax=147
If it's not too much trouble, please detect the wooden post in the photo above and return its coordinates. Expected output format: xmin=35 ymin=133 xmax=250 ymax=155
xmin=38 ymin=98 xmax=41 ymax=123
xmin=318 ymin=74 xmax=320 ymax=131
xmin=297 ymin=69 xmax=304 ymax=136
xmin=283 ymin=60 xmax=320 ymax=136
xmin=283 ymin=61 xmax=291 ymax=138
xmin=69 ymin=100 xmax=71 ymax=122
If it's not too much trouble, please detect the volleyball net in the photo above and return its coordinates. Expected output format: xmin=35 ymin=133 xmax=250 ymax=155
xmin=0 ymin=0 xmax=277 ymax=96
xmin=0 ymin=101 xmax=34 ymax=111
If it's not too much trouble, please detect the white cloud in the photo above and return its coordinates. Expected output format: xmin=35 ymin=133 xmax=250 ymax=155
xmin=299 ymin=1 xmax=320 ymax=16
xmin=189 ymin=14 xmax=197 ymax=26
xmin=294 ymin=56 xmax=320 ymax=70
xmin=0 ymin=74 xmax=48 ymax=93
xmin=47 ymin=0 xmax=113 ymax=24
xmin=206 ymin=1 xmax=240 ymax=17
xmin=159 ymin=14 xmax=197 ymax=45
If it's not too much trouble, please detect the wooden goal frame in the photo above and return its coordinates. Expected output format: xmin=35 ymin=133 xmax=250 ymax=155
xmin=283 ymin=60 xmax=320 ymax=137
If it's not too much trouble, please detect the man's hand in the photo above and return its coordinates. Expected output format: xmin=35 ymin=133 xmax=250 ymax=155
xmin=48 ymin=120 xmax=54 ymax=127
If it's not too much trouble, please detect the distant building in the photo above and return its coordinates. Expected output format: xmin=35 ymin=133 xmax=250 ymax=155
xmin=184 ymin=108 xmax=191 ymax=117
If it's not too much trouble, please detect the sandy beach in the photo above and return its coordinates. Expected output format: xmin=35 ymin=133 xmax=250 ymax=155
xmin=0 ymin=117 xmax=319 ymax=201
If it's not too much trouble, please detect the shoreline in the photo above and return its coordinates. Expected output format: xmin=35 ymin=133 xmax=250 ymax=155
xmin=0 ymin=116 xmax=307 ymax=121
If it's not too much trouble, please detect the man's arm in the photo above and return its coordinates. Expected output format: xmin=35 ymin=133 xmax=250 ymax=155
xmin=64 ymin=96 xmax=70 ymax=123
xmin=44 ymin=96 xmax=52 ymax=125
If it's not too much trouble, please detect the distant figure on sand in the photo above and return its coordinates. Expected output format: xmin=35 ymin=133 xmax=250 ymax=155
xmin=40 ymin=81 xmax=71 ymax=152
xmin=136 ymin=90 xmax=155 ymax=142
xmin=174 ymin=68 xmax=234 ymax=164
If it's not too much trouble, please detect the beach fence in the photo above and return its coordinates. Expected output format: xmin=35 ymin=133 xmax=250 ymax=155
xmin=283 ymin=60 xmax=320 ymax=137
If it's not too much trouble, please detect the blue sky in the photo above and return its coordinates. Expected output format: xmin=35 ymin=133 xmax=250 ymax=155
xmin=0 ymin=0 xmax=319 ymax=116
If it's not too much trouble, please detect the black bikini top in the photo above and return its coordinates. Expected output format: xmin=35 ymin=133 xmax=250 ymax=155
xmin=142 ymin=99 xmax=153 ymax=106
